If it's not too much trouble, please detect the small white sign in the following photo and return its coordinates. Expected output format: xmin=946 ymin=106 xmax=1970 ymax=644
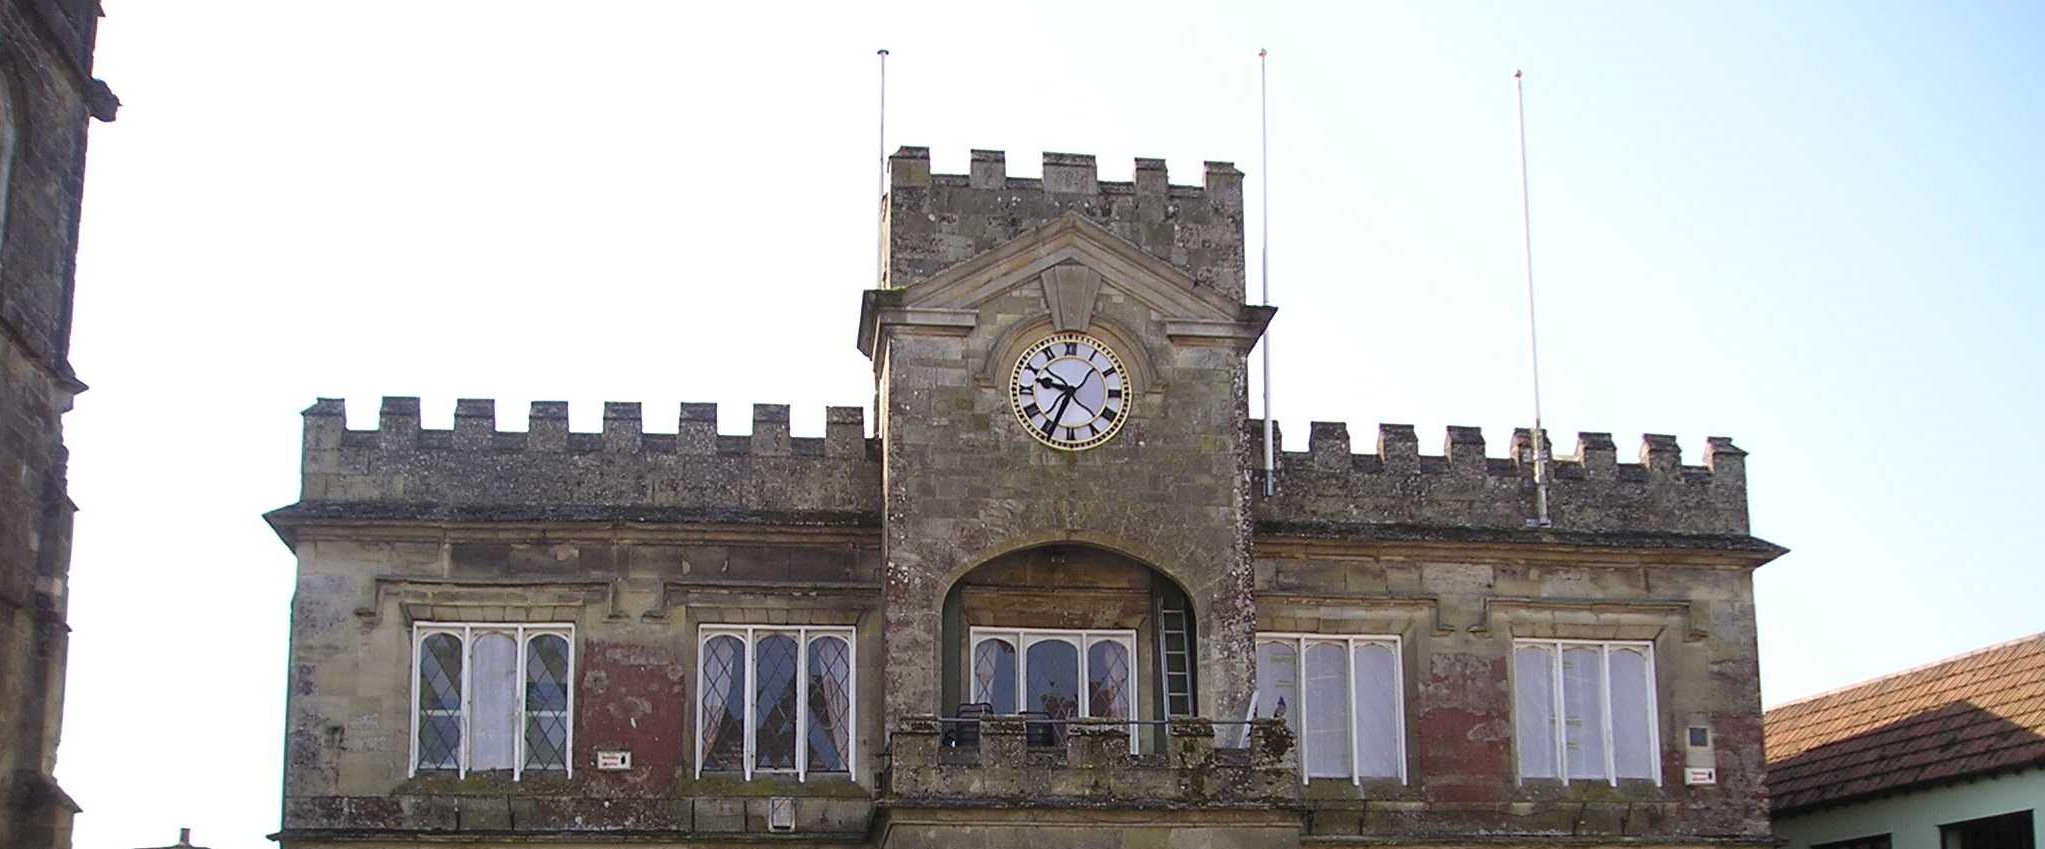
xmin=1684 ymin=767 xmax=1717 ymax=786
xmin=596 ymin=750 xmax=632 ymax=771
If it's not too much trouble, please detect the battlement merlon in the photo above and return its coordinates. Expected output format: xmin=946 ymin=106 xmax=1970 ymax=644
xmin=277 ymin=398 xmax=881 ymax=540
xmin=1250 ymin=420 xmax=1774 ymax=547
xmin=884 ymin=147 xmax=1247 ymax=298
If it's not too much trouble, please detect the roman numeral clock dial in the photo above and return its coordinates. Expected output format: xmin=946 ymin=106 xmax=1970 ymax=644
xmin=1009 ymin=332 xmax=1131 ymax=451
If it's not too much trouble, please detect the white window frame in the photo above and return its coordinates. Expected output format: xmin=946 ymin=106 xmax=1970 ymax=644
xmin=966 ymin=627 xmax=1140 ymax=753
xmin=1511 ymin=638 xmax=1662 ymax=786
xmin=1254 ymin=633 xmax=1408 ymax=785
xmin=694 ymin=625 xmax=857 ymax=783
xmin=408 ymin=622 xmax=576 ymax=780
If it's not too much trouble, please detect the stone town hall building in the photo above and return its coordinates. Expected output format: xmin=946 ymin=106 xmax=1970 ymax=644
xmin=267 ymin=147 xmax=1785 ymax=848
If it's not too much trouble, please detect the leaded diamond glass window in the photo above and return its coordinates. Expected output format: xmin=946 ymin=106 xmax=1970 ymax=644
xmin=411 ymin=624 xmax=574 ymax=780
xmin=417 ymin=633 xmax=463 ymax=770
xmin=806 ymin=635 xmax=852 ymax=772
xmin=965 ymin=629 xmax=1137 ymax=753
xmin=700 ymin=635 xmax=746 ymax=772
xmin=753 ymin=634 xmax=800 ymax=771
xmin=697 ymin=626 xmax=857 ymax=780
xmin=971 ymin=637 xmax=1017 ymax=713
xmin=1086 ymin=639 xmax=1130 ymax=719
xmin=525 ymin=633 xmax=571 ymax=771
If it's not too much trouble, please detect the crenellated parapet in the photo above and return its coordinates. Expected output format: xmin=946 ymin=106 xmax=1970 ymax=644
xmin=885 ymin=147 xmax=1247 ymax=298
xmin=1250 ymin=420 xmax=1753 ymax=538
xmin=289 ymin=397 xmax=881 ymax=524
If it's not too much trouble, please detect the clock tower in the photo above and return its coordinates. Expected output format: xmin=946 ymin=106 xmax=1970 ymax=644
xmin=857 ymin=148 xmax=1272 ymax=726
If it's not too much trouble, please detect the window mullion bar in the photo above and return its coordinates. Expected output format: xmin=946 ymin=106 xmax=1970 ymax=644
xmin=514 ymin=626 xmax=526 ymax=782
xmin=1646 ymin=645 xmax=1660 ymax=787
xmin=459 ymin=625 xmax=472 ymax=779
xmin=1551 ymin=642 xmax=1566 ymax=785
xmin=1603 ymin=644 xmax=1617 ymax=785
xmin=1349 ymin=639 xmax=1360 ymax=786
xmin=409 ymin=627 xmax=420 ymax=777
xmin=744 ymin=627 xmax=755 ymax=781
xmin=695 ymin=632 xmax=707 ymax=780
xmin=847 ymin=630 xmax=858 ymax=783
xmin=1394 ymin=638 xmax=1408 ymax=785
xmin=1078 ymin=635 xmax=1090 ymax=720
xmin=797 ymin=628 xmax=809 ymax=782
xmin=564 ymin=628 xmax=576 ymax=779
xmin=1296 ymin=638 xmax=1308 ymax=785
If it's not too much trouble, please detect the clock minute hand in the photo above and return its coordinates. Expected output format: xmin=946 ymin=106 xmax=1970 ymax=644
xmin=1042 ymin=388 xmax=1075 ymax=436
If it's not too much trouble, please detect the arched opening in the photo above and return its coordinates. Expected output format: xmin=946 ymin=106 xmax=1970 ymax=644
xmin=938 ymin=544 xmax=1197 ymax=753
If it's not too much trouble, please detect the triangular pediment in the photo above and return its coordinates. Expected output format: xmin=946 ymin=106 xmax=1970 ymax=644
xmin=896 ymin=213 xmax=1239 ymax=322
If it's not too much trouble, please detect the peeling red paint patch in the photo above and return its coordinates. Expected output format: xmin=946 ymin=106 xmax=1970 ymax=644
xmin=576 ymin=640 xmax=688 ymax=797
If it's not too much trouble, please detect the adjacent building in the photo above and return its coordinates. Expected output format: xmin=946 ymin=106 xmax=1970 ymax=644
xmin=1766 ymin=632 xmax=2044 ymax=849
xmin=0 ymin=3 xmax=116 ymax=847
xmin=267 ymin=147 xmax=1785 ymax=848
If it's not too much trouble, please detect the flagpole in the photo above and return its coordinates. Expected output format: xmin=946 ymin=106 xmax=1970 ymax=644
xmin=1259 ymin=48 xmax=1275 ymax=497
xmin=876 ymin=49 xmax=890 ymax=287
xmin=1514 ymin=69 xmax=1552 ymax=528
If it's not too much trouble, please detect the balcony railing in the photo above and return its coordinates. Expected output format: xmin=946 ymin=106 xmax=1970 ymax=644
xmin=881 ymin=716 xmax=1297 ymax=808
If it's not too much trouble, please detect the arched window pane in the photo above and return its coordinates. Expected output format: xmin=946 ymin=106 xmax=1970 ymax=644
xmin=1087 ymin=639 xmax=1131 ymax=719
xmin=806 ymin=636 xmax=852 ymax=772
xmin=525 ymin=634 xmax=571 ymax=771
xmin=1303 ymin=642 xmax=1350 ymax=778
xmin=1514 ymin=645 xmax=1556 ymax=779
xmin=1562 ymin=646 xmax=1607 ymax=780
xmin=1255 ymin=641 xmax=1300 ymax=739
xmin=1352 ymin=642 xmax=1401 ymax=779
xmin=1025 ymin=639 xmax=1079 ymax=720
xmin=1609 ymin=648 xmax=1655 ymax=779
xmin=971 ymin=638 xmax=1017 ymax=713
xmin=754 ymin=634 xmax=800 ymax=770
xmin=469 ymin=632 xmax=519 ymax=771
xmin=417 ymin=633 xmax=463 ymax=770
xmin=701 ymin=635 xmax=746 ymax=771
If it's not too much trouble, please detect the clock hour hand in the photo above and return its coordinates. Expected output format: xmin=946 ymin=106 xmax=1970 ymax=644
xmin=1042 ymin=389 xmax=1074 ymax=436
xmin=1037 ymin=373 xmax=1075 ymax=393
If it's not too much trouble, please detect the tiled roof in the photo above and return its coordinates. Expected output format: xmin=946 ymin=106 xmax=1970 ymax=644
xmin=1763 ymin=632 xmax=2045 ymax=814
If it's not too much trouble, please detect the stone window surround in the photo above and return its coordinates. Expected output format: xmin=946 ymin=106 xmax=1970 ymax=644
xmin=1253 ymin=632 xmax=1408 ymax=785
xmin=694 ymin=624 xmax=858 ymax=783
xmin=408 ymin=621 xmax=576 ymax=782
xmin=1512 ymin=638 xmax=1663 ymax=787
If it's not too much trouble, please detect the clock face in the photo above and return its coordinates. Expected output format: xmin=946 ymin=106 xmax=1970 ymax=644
xmin=1009 ymin=332 xmax=1130 ymax=451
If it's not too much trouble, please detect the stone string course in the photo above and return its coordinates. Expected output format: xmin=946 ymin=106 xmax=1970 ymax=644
xmin=295 ymin=398 xmax=1750 ymax=537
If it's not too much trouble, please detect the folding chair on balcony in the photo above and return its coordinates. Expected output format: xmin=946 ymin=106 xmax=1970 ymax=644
xmin=944 ymin=702 xmax=993 ymax=748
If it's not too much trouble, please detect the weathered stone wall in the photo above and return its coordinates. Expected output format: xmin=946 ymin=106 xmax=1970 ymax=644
xmin=1252 ymin=545 xmax=1771 ymax=841
xmin=1252 ymin=422 xmax=1751 ymax=537
xmin=292 ymin=398 xmax=880 ymax=521
xmin=0 ymin=3 xmax=112 ymax=847
xmin=280 ymin=528 xmax=884 ymax=841
xmin=884 ymin=148 xmax=1247 ymax=299
xmin=270 ymin=144 xmax=1777 ymax=849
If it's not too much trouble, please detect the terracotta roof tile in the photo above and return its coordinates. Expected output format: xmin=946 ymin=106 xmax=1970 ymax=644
xmin=1764 ymin=631 xmax=2045 ymax=814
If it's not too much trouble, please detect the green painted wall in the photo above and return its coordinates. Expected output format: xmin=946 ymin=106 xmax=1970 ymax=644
xmin=1775 ymin=768 xmax=2044 ymax=849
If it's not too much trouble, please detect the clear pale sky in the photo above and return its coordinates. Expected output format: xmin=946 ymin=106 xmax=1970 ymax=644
xmin=57 ymin=2 xmax=2044 ymax=848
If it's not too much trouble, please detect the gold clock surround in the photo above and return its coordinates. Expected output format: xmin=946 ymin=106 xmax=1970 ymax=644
xmin=1008 ymin=332 xmax=1132 ymax=451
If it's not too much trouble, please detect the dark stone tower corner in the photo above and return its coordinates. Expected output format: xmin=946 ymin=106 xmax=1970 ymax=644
xmin=0 ymin=3 xmax=116 ymax=849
